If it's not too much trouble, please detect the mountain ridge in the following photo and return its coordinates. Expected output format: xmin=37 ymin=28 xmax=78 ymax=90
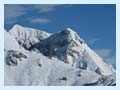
xmin=9 ymin=24 xmax=51 ymax=49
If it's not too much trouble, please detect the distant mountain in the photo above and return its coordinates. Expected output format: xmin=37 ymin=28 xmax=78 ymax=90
xmin=4 ymin=25 xmax=116 ymax=86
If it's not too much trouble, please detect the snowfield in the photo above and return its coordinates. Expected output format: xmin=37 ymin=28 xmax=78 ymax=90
xmin=4 ymin=25 xmax=116 ymax=86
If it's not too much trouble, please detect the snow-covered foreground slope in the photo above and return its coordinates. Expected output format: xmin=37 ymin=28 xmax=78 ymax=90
xmin=4 ymin=25 xmax=116 ymax=86
xmin=4 ymin=50 xmax=115 ymax=86
xmin=4 ymin=51 xmax=100 ymax=86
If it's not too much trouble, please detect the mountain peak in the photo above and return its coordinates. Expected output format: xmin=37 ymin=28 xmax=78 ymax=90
xmin=62 ymin=28 xmax=76 ymax=35
xmin=60 ymin=28 xmax=84 ymax=46
xmin=12 ymin=24 xmax=22 ymax=30
xmin=64 ymin=27 xmax=74 ymax=32
xmin=9 ymin=24 xmax=23 ymax=33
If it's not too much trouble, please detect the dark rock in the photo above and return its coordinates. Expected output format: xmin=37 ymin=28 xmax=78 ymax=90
xmin=59 ymin=77 xmax=67 ymax=81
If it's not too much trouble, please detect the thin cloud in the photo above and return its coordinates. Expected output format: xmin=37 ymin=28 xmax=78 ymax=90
xmin=94 ymin=49 xmax=112 ymax=58
xmin=4 ymin=4 xmax=62 ymax=24
xmin=94 ymin=49 xmax=116 ymax=68
xmin=33 ymin=4 xmax=62 ymax=13
xmin=29 ymin=18 xmax=51 ymax=24
xmin=4 ymin=4 xmax=72 ymax=24
xmin=4 ymin=4 xmax=26 ymax=24
xmin=106 ymin=56 xmax=116 ymax=68
xmin=88 ymin=38 xmax=100 ymax=45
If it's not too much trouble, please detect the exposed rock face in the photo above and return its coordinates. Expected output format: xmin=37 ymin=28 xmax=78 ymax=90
xmin=30 ymin=28 xmax=85 ymax=64
xmin=5 ymin=50 xmax=27 ymax=66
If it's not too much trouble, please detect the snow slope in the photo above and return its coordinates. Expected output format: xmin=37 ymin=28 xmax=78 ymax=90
xmin=4 ymin=30 xmax=20 ymax=51
xmin=4 ymin=25 xmax=116 ymax=86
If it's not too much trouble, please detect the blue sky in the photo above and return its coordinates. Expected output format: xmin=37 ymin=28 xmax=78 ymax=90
xmin=4 ymin=4 xmax=116 ymax=68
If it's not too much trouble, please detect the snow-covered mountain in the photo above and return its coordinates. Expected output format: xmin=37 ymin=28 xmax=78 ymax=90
xmin=4 ymin=25 xmax=116 ymax=86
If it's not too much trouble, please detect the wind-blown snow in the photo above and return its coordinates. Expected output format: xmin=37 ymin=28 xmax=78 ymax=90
xmin=4 ymin=25 xmax=116 ymax=86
